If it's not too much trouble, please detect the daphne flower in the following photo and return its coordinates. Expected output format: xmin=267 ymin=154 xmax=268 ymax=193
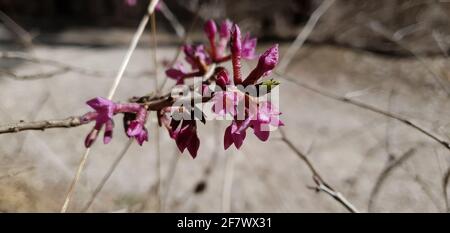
xmin=243 ymin=44 xmax=279 ymax=86
xmin=84 ymin=97 xmax=116 ymax=147
xmin=215 ymin=68 xmax=231 ymax=90
xmin=241 ymin=33 xmax=257 ymax=60
xmin=165 ymin=62 xmax=189 ymax=84
xmin=169 ymin=118 xmax=200 ymax=158
xmin=217 ymin=19 xmax=232 ymax=58
xmin=224 ymin=120 xmax=247 ymax=149
xmin=84 ymin=97 xmax=150 ymax=147
xmin=183 ymin=44 xmax=210 ymax=70
xmin=125 ymin=107 xmax=149 ymax=146
xmin=250 ymin=101 xmax=284 ymax=141
xmin=204 ymin=20 xmax=218 ymax=59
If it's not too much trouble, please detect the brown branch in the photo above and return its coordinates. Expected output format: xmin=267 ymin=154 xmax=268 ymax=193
xmin=276 ymin=72 xmax=450 ymax=151
xmin=279 ymin=129 xmax=360 ymax=213
xmin=0 ymin=116 xmax=86 ymax=134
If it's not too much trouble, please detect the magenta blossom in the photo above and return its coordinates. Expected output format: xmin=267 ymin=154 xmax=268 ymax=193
xmin=84 ymin=97 xmax=116 ymax=147
xmin=183 ymin=44 xmax=211 ymax=70
xmin=165 ymin=62 xmax=189 ymax=84
xmin=83 ymin=97 xmax=149 ymax=147
xmin=221 ymin=100 xmax=283 ymax=149
xmin=169 ymin=118 xmax=200 ymax=158
xmin=242 ymin=33 xmax=257 ymax=60
xmin=242 ymin=44 xmax=279 ymax=86
xmin=217 ymin=19 xmax=233 ymax=57
xmin=125 ymin=106 xmax=149 ymax=146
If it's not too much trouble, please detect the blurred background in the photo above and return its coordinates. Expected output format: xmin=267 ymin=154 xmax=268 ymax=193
xmin=0 ymin=0 xmax=450 ymax=212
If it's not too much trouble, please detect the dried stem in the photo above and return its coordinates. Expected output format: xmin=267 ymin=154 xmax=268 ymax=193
xmin=0 ymin=10 xmax=33 ymax=47
xmin=368 ymin=148 xmax=416 ymax=212
xmin=0 ymin=116 xmax=85 ymax=134
xmin=81 ymin=139 xmax=134 ymax=212
xmin=279 ymin=129 xmax=360 ymax=213
xmin=277 ymin=0 xmax=335 ymax=72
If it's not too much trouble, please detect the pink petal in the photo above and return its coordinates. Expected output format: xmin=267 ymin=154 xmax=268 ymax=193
xmin=224 ymin=125 xmax=233 ymax=150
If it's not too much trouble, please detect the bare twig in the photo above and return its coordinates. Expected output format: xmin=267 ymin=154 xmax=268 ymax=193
xmin=276 ymin=72 xmax=450 ymax=152
xmin=277 ymin=0 xmax=336 ymax=73
xmin=0 ymin=10 xmax=33 ymax=47
xmin=368 ymin=148 xmax=416 ymax=212
xmin=0 ymin=116 xmax=85 ymax=134
xmin=159 ymin=1 xmax=185 ymax=38
xmin=81 ymin=139 xmax=134 ymax=212
xmin=368 ymin=21 xmax=450 ymax=96
xmin=443 ymin=168 xmax=450 ymax=212
xmin=279 ymin=129 xmax=360 ymax=213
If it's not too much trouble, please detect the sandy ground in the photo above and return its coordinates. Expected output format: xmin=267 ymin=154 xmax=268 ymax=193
xmin=1 ymin=39 xmax=450 ymax=212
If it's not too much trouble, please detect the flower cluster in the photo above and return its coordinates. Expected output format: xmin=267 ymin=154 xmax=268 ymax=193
xmin=81 ymin=19 xmax=283 ymax=159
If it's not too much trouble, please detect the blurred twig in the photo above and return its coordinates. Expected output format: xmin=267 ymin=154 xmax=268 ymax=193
xmin=443 ymin=168 xmax=450 ymax=212
xmin=0 ymin=10 xmax=33 ymax=47
xmin=81 ymin=139 xmax=134 ymax=212
xmin=277 ymin=0 xmax=335 ymax=73
xmin=368 ymin=20 xmax=450 ymax=97
xmin=279 ymin=128 xmax=360 ymax=213
xmin=368 ymin=148 xmax=416 ymax=212
xmin=159 ymin=1 xmax=185 ymax=38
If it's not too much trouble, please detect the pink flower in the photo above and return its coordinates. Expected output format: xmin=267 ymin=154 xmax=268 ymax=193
xmin=217 ymin=19 xmax=233 ymax=58
xmin=224 ymin=120 xmax=247 ymax=149
xmin=243 ymin=44 xmax=279 ymax=86
xmin=125 ymin=107 xmax=149 ymax=146
xmin=165 ymin=62 xmax=189 ymax=84
xmin=84 ymin=97 xmax=116 ymax=147
xmin=183 ymin=44 xmax=210 ymax=70
xmin=250 ymin=101 xmax=284 ymax=141
xmin=215 ymin=68 xmax=231 ymax=90
xmin=204 ymin=20 xmax=218 ymax=59
xmin=230 ymin=24 xmax=243 ymax=85
xmin=169 ymin=119 xmax=200 ymax=158
xmin=219 ymin=19 xmax=233 ymax=40
xmin=84 ymin=97 xmax=149 ymax=147
xmin=241 ymin=33 xmax=257 ymax=60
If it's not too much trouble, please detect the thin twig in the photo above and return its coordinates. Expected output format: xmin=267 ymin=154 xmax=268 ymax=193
xmin=159 ymin=1 xmax=185 ymax=38
xmin=150 ymin=9 xmax=162 ymax=212
xmin=279 ymin=128 xmax=360 ymax=213
xmin=276 ymin=72 xmax=450 ymax=152
xmin=81 ymin=139 xmax=134 ymax=212
xmin=443 ymin=168 xmax=450 ymax=212
xmin=368 ymin=148 xmax=416 ymax=212
xmin=0 ymin=10 xmax=33 ymax=47
xmin=368 ymin=20 xmax=450 ymax=97
xmin=277 ymin=0 xmax=336 ymax=73
xmin=0 ymin=116 xmax=85 ymax=134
